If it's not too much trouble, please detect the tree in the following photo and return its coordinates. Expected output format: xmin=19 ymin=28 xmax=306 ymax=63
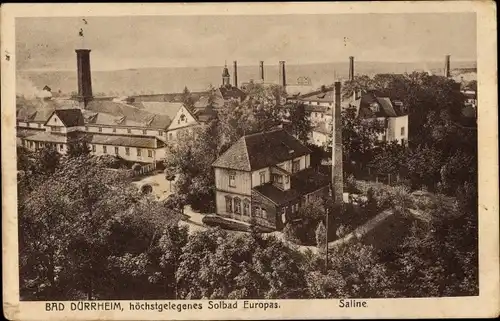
xmin=315 ymin=221 xmax=327 ymax=253
xmin=66 ymin=137 xmax=91 ymax=158
xmin=286 ymin=103 xmax=312 ymax=144
xmin=35 ymin=145 xmax=61 ymax=175
xmin=181 ymin=86 xmax=196 ymax=112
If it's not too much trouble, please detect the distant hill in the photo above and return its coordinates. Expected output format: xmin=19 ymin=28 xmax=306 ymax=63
xmin=17 ymin=61 xmax=476 ymax=97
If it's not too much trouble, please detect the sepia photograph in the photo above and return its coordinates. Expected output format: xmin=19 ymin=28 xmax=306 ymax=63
xmin=2 ymin=2 xmax=498 ymax=320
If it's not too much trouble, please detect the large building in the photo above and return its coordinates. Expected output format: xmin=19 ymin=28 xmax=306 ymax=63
xmin=288 ymin=87 xmax=409 ymax=148
xmin=212 ymin=129 xmax=331 ymax=230
xmin=16 ymin=48 xmax=201 ymax=164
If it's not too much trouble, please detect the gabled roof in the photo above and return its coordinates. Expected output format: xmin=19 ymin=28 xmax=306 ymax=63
xmin=45 ymin=109 xmax=85 ymax=127
xmin=131 ymin=101 xmax=185 ymax=118
xmin=212 ymin=129 xmax=311 ymax=171
xmin=252 ymin=167 xmax=330 ymax=205
xmin=351 ymin=91 xmax=402 ymax=118
xmin=90 ymin=134 xmax=164 ymax=149
xmin=24 ymin=132 xmax=68 ymax=143
xmin=218 ymin=86 xmax=246 ymax=101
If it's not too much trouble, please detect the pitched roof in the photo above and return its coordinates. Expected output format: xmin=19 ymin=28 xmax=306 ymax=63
xmin=253 ymin=183 xmax=300 ymax=205
xmin=85 ymin=100 xmax=172 ymax=129
xmin=212 ymin=129 xmax=311 ymax=171
xmin=218 ymin=86 xmax=246 ymax=100
xmin=90 ymin=134 xmax=164 ymax=149
xmin=352 ymin=91 xmax=401 ymax=118
xmin=47 ymin=109 xmax=85 ymax=127
xmin=24 ymin=132 xmax=68 ymax=143
xmin=131 ymin=101 xmax=184 ymax=118
xmin=297 ymin=87 xmax=334 ymax=102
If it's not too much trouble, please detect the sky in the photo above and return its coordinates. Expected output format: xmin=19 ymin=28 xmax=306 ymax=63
xmin=16 ymin=13 xmax=477 ymax=71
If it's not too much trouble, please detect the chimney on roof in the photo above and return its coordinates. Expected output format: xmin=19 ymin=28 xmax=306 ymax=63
xmin=444 ymin=55 xmax=451 ymax=78
xmin=75 ymin=49 xmax=93 ymax=108
xmin=331 ymin=81 xmax=343 ymax=205
xmin=259 ymin=61 xmax=265 ymax=82
xmin=349 ymin=56 xmax=355 ymax=81
xmin=279 ymin=61 xmax=286 ymax=88
xmin=233 ymin=61 xmax=238 ymax=88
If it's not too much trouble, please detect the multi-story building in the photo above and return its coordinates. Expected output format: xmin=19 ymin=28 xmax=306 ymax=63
xmin=212 ymin=129 xmax=330 ymax=230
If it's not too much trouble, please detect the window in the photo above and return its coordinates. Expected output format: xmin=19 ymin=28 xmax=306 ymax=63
xmin=229 ymin=172 xmax=236 ymax=187
xmin=158 ymin=130 xmax=164 ymax=136
xmin=92 ymin=145 xmax=96 ymax=152
xmin=127 ymin=128 xmax=132 ymax=134
xmin=168 ymin=133 xmax=173 ymax=140
xmin=281 ymin=207 xmax=286 ymax=216
xmin=38 ymin=123 xmax=41 ymax=128
xmin=225 ymin=196 xmax=233 ymax=213
xmin=85 ymin=126 xmax=89 ymax=131
xmin=112 ymin=128 xmax=116 ymax=133
xmin=272 ymin=174 xmax=283 ymax=184
xmin=400 ymin=127 xmax=405 ymax=136
xmin=291 ymin=204 xmax=295 ymax=214
xmin=234 ymin=197 xmax=241 ymax=214
xmin=137 ymin=148 xmax=142 ymax=156
xmin=285 ymin=175 xmax=290 ymax=184
xmin=292 ymin=159 xmax=301 ymax=173
xmin=59 ymin=144 xmax=64 ymax=151
xmin=52 ymin=126 xmax=61 ymax=132
xmin=148 ymin=150 xmax=153 ymax=157
xmin=114 ymin=147 xmax=119 ymax=155
xmin=143 ymin=130 xmax=147 ymax=135
xmin=98 ymin=127 xmax=102 ymax=133
xmin=255 ymin=207 xmax=261 ymax=217
xmin=103 ymin=146 xmax=107 ymax=154
xmin=262 ymin=208 xmax=267 ymax=218
xmin=125 ymin=147 xmax=130 ymax=156
xmin=259 ymin=171 xmax=266 ymax=185
xmin=243 ymin=200 xmax=250 ymax=216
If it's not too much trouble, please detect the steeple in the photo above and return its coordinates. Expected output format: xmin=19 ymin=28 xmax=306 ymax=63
xmin=222 ymin=61 xmax=231 ymax=87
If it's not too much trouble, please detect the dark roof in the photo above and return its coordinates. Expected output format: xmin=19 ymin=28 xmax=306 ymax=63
xmin=252 ymin=167 xmax=330 ymax=205
xmin=48 ymin=109 xmax=85 ymax=127
xmin=212 ymin=129 xmax=311 ymax=171
xmin=218 ymin=86 xmax=246 ymax=100
xmin=253 ymin=183 xmax=300 ymax=205
xmin=354 ymin=91 xmax=400 ymax=118
xmin=297 ymin=87 xmax=335 ymax=102
xmin=90 ymin=134 xmax=164 ymax=149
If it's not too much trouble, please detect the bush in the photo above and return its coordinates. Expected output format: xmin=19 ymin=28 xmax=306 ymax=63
xmin=202 ymin=215 xmax=272 ymax=233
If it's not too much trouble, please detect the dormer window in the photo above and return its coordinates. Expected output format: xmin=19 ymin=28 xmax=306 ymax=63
xmin=229 ymin=172 xmax=236 ymax=187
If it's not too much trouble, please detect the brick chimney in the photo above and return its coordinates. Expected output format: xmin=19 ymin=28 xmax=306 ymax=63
xmin=349 ymin=56 xmax=355 ymax=81
xmin=259 ymin=61 xmax=265 ymax=82
xmin=233 ymin=60 xmax=238 ymax=88
xmin=444 ymin=55 xmax=451 ymax=78
xmin=279 ymin=61 xmax=286 ymax=87
xmin=75 ymin=49 xmax=93 ymax=108
xmin=332 ymin=81 xmax=343 ymax=204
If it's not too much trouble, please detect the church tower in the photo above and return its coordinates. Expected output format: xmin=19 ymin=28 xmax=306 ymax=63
xmin=222 ymin=62 xmax=231 ymax=87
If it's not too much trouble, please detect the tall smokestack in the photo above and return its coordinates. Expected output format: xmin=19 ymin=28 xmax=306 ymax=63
xmin=75 ymin=49 xmax=93 ymax=107
xmin=259 ymin=61 xmax=265 ymax=82
xmin=349 ymin=56 xmax=355 ymax=81
xmin=444 ymin=55 xmax=451 ymax=78
xmin=233 ymin=61 xmax=238 ymax=88
xmin=279 ymin=61 xmax=286 ymax=87
xmin=331 ymin=81 xmax=343 ymax=205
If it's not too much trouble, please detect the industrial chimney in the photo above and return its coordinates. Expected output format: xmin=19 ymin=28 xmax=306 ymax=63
xmin=349 ymin=56 xmax=355 ymax=81
xmin=331 ymin=81 xmax=343 ymax=205
xmin=444 ymin=55 xmax=451 ymax=78
xmin=75 ymin=49 xmax=93 ymax=107
xmin=233 ymin=61 xmax=238 ymax=88
xmin=259 ymin=61 xmax=265 ymax=82
xmin=279 ymin=61 xmax=286 ymax=87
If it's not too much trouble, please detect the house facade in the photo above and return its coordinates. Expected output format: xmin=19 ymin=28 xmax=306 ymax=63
xmin=212 ymin=129 xmax=330 ymax=230
xmin=17 ymin=99 xmax=199 ymax=164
